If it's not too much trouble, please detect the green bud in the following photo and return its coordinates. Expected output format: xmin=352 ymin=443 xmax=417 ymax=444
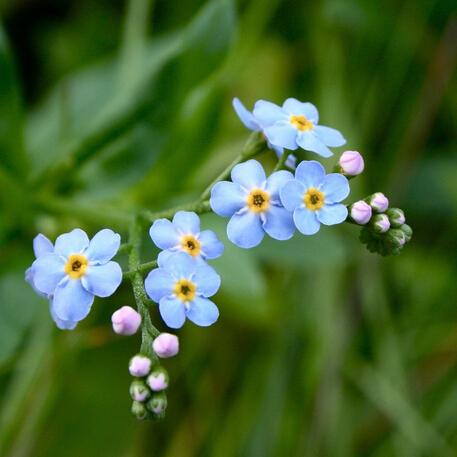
xmin=129 ymin=380 xmax=150 ymax=402
xmin=400 ymin=223 xmax=413 ymax=242
xmin=131 ymin=400 xmax=149 ymax=421
xmin=146 ymin=392 xmax=167 ymax=416
xmin=371 ymin=214 xmax=390 ymax=234
xmin=386 ymin=228 xmax=406 ymax=248
xmin=386 ymin=208 xmax=405 ymax=228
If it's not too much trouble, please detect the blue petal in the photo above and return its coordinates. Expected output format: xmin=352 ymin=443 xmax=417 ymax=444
xmin=296 ymin=132 xmax=333 ymax=158
xmin=33 ymin=234 xmax=53 ymax=258
xmin=198 ymin=230 xmax=224 ymax=259
xmin=227 ymin=211 xmax=264 ymax=248
xmin=49 ymin=300 xmax=77 ymax=330
xmin=81 ymin=261 xmax=122 ymax=297
xmin=173 ymin=211 xmax=200 ymax=234
xmin=186 ymin=297 xmax=219 ymax=327
xmin=316 ymin=204 xmax=348 ymax=225
xmin=314 ymin=125 xmax=346 ymax=147
xmin=232 ymin=98 xmax=260 ymax=131
xmin=159 ymin=296 xmax=186 ymax=329
xmin=160 ymin=251 xmax=196 ymax=279
xmin=293 ymin=207 xmax=321 ymax=235
xmin=264 ymin=123 xmax=298 ymax=150
xmin=31 ymin=253 xmax=66 ymax=295
xmin=210 ymin=181 xmax=246 ymax=217
xmin=25 ymin=267 xmax=48 ymax=298
xmin=193 ymin=264 xmax=221 ymax=297
xmin=265 ymin=170 xmax=294 ymax=200
xmin=149 ymin=219 xmax=180 ymax=250
xmin=295 ymin=160 xmax=326 ymax=188
xmin=144 ymin=268 xmax=175 ymax=303
xmin=321 ymin=173 xmax=350 ymax=203
xmin=85 ymin=229 xmax=121 ymax=264
xmin=282 ymin=99 xmax=319 ymax=123
xmin=157 ymin=249 xmax=175 ymax=267
xmin=263 ymin=205 xmax=295 ymax=240
xmin=231 ymin=159 xmax=266 ymax=189
xmin=253 ymin=100 xmax=287 ymax=126
xmin=52 ymin=278 xmax=94 ymax=322
xmin=279 ymin=179 xmax=305 ymax=211
xmin=54 ymin=229 xmax=89 ymax=257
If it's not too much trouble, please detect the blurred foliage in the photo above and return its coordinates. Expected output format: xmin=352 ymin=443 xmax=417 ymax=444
xmin=0 ymin=0 xmax=456 ymax=456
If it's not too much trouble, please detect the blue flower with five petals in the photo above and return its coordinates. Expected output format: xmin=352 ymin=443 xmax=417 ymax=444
xmin=280 ymin=161 xmax=350 ymax=235
xmin=210 ymin=159 xmax=295 ymax=248
xmin=233 ymin=98 xmax=296 ymax=168
xmin=144 ymin=252 xmax=221 ymax=329
xmin=30 ymin=228 xmax=122 ymax=325
xmin=253 ymin=98 xmax=346 ymax=158
xmin=149 ymin=211 xmax=224 ymax=264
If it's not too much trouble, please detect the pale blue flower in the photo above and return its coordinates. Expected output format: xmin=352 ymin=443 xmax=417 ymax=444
xmin=233 ymin=98 xmax=296 ymax=168
xmin=253 ymin=98 xmax=346 ymax=157
xmin=210 ymin=159 xmax=295 ymax=248
xmin=149 ymin=211 xmax=223 ymax=264
xmin=144 ymin=252 xmax=221 ymax=329
xmin=280 ymin=161 xmax=350 ymax=235
xmin=30 ymin=228 xmax=122 ymax=326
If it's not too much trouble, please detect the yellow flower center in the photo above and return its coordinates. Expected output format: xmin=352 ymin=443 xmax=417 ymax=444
xmin=246 ymin=188 xmax=270 ymax=213
xmin=64 ymin=254 xmax=88 ymax=279
xmin=304 ymin=188 xmax=325 ymax=211
xmin=290 ymin=114 xmax=314 ymax=131
xmin=180 ymin=235 xmax=201 ymax=257
xmin=174 ymin=278 xmax=196 ymax=302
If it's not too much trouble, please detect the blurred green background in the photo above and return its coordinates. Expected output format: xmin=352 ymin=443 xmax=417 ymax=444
xmin=0 ymin=0 xmax=456 ymax=455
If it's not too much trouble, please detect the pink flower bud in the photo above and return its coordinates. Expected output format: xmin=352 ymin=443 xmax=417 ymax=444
xmin=112 ymin=306 xmax=141 ymax=336
xmin=129 ymin=355 xmax=151 ymax=377
xmin=350 ymin=201 xmax=372 ymax=225
xmin=147 ymin=369 xmax=169 ymax=392
xmin=152 ymin=333 xmax=179 ymax=358
xmin=372 ymin=214 xmax=390 ymax=233
xmin=369 ymin=192 xmax=389 ymax=212
xmin=339 ymin=150 xmax=364 ymax=176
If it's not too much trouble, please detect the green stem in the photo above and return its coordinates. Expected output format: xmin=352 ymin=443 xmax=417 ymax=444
xmin=123 ymin=259 xmax=157 ymax=279
xmin=141 ymin=199 xmax=211 ymax=225
xmin=273 ymin=150 xmax=291 ymax=172
xmin=128 ymin=218 xmax=160 ymax=356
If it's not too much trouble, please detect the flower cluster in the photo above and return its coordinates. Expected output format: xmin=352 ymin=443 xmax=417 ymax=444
xmin=24 ymin=96 xmax=412 ymax=422
xmin=26 ymin=229 xmax=122 ymax=329
xmin=146 ymin=212 xmax=223 ymax=328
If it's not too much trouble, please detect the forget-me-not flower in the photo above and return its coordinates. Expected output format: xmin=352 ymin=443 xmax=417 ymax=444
xmin=26 ymin=234 xmax=77 ymax=330
xmin=210 ymin=159 xmax=295 ymax=248
xmin=233 ymin=98 xmax=296 ymax=168
xmin=144 ymin=252 xmax=221 ymax=329
xmin=253 ymin=98 xmax=346 ymax=158
xmin=30 ymin=228 xmax=122 ymax=325
xmin=280 ymin=160 xmax=350 ymax=235
xmin=149 ymin=211 xmax=224 ymax=264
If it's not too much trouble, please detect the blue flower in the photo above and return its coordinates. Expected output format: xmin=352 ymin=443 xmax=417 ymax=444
xmin=29 ymin=228 xmax=122 ymax=326
xmin=149 ymin=211 xmax=224 ymax=265
xmin=144 ymin=252 xmax=221 ymax=329
xmin=280 ymin=161 xmax=350 ymax=235
xmin=26 ymin=234 xmax=77 ymax=330
xmin=233 ymin=98 xmax=296 ymax=168
xmin=253 ymin=98 xmax=346 ymax=158
xmin=210 ymin=159 xmax=295 ymax=248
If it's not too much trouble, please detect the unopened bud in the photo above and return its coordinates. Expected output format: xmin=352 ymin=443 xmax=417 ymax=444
xmin=369 ymin=192 xmax=389 ymax=213
xmin=147 ymin=392 xmax=167 ymax=415
xmin=386 ymin=228 xmax=406 ymax=248
xmin=386 ymin=208 xmax=405 ymax=228
xmin=350 ymin=201 xmax=372 ymax=225
xmin=339 ymin=150 xmax=364 ymax=176
xmin=401 ymin=224 xmax=413 ymax=242
xmin=112 ymin=306 xmax=141 ymax=336
xmin=152 ymin=333 xmax=179 ymax=358
xmin=129 ymin=380 xmax=150 ymax=402
xmin=129 ymin=354 xmax=151 ymax=377
xmin=131 ymin=400 xmax=148 ymax=420
xmin=147 ymin=368 xmax=169 ymax=392
xmin=372 ymin=214 xmax=390 ymax=233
